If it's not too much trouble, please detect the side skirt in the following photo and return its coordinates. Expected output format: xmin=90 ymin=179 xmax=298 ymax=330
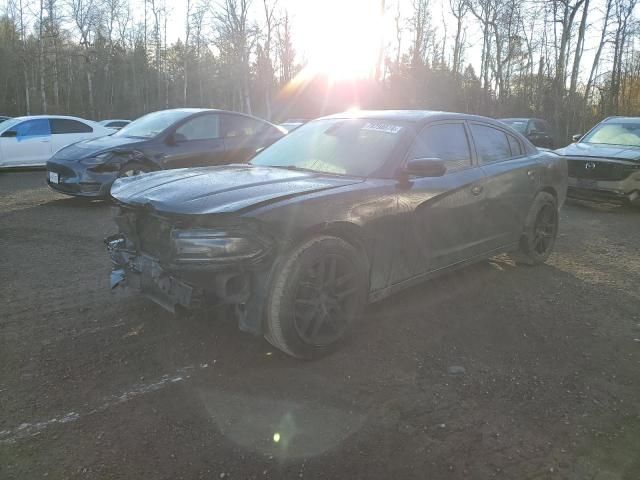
xmin=368 ymin=242 xmax=519 ymax=304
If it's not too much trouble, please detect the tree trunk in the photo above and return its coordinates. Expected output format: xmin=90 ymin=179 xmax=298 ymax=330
xmin=569 ymin=0 xmax=589 ymax=97
xmin=38 ymin=0 xmax=47 ymax=113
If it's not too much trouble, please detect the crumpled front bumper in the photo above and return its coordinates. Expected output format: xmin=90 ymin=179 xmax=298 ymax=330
xmin=105 ymin=234 xmax=273 ymax=335
xmin=567 ymin=176 xmax=640 ymax=206
xmin=47 ymin=160 xmax=118 ymax=198
xmin=106 ymin=235 xmax=194 ymax=312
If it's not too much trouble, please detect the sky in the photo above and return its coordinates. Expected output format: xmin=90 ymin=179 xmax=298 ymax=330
xmin=0 ymin=0 xmax=613 ymax=81
xmin=158 ymin=0 xmax=608 ymax=81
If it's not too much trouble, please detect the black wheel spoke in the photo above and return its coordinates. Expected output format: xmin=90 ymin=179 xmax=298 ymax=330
xmin=531 ymin=204 xmax=557 ymax=256
xmin=293 ymin=252 xmax=360 ymax=346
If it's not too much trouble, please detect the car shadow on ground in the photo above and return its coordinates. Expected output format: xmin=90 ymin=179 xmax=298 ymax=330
xmin=566 ymin=198 xmax=639 ymax=214
xmin=45 ymin=196 xmax=111 ymax=209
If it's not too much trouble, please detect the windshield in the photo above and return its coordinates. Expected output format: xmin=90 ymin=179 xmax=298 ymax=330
xmin=113 ymin=110 xmax=191 ymax=138
xmin=581 ymin=122 xmax=640 ymax=147
xmin=251 ymin=118 xmax=407 ymax=176
xmin=501 ymin=120 xmax=527 ymax=134
xmin=0 ymin=117 xmax=23 ymax=132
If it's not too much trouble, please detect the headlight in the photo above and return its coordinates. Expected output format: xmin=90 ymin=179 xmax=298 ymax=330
xmin=80 ymin=152 xmax=114 ymax=165
xmin=171 ymin=229 xmax=264 ymax=262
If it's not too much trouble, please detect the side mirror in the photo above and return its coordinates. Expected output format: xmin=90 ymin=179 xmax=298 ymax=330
xmin=572 ymin=134 xmax=582 ymax=142
xmin=403 ymin=158 xmax=447 ymax=177
xmin=1 ymin=130 xmax=17 ymax=138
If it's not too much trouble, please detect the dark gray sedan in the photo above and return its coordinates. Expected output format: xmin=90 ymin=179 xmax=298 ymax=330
xmin=107 ymin=110 xmax=567 ymax=359
xmin=556 ymin=116 xmax=640 ymax=207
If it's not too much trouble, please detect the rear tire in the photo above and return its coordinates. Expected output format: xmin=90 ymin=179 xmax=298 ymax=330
xmin=516 ymin=192 xmax=559 ymax=265
xmin=264 ymin=235 xmax=368 ymax=359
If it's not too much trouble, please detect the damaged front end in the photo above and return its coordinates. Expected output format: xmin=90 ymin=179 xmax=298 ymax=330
xmin=105 ymin=205 xmax=276 ymax=335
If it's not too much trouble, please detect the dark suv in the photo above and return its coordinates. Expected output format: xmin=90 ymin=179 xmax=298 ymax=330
xmin=47 ymin=109 xmax=285 ymax=198
xmin=500 ymin=118 xmax=555 ymax=149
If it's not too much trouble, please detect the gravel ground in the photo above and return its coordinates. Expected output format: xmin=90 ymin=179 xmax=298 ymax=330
xmin=1 ymin=171 xmax=639 ymax=479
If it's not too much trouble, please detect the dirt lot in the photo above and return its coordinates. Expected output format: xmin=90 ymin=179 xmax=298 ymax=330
xmin=1 ymin=171 xmax=639 ymax=479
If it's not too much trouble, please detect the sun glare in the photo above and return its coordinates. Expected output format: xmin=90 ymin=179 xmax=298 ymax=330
xmin=302 ymin=1 xmax=384 ymax=82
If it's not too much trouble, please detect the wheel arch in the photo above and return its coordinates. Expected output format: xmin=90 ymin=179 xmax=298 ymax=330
xmin=296 ymin=221 xmax=371 ymax=270
xmin=538 ymin=185 xmax=558 ymax=203
xmin=117 ymin=150 xmax=158 ymax=171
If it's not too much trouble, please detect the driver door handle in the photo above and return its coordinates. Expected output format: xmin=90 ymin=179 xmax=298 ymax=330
xmin=471 ymin=184 xmax=483 ymax=196
xmin=527 ymin=169 xmax=535 ymax=179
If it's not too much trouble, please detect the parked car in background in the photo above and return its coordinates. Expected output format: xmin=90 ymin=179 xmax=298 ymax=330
xmin=0 ymin=115 xmax=11 ymax=124
xmin=555 ymin=116 xmax=640 ymax=207
xmin=47 ymin=108 xmax=285 ymax=197
xmin=0 ymin=115 xmax=112 ymax=168
xmin=278 ymin=118 xmax=309 ymax=132
xmin=99 ymin=119 xmax=131 ymax=131
xmin=499 ymin=118 xmax=555 ymax=149
xmin=106 ymin=110 xmax=567 ymax=359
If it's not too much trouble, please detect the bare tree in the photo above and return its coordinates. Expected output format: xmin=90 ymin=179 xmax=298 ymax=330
xmin=585 ymin=0 xmax=614 ymax=101
xmin=450 ymin=0 xmax=468 ymax=76
xmin=69 ymin=0 xmax=100 ymax=117
xmin=213 ymin=0 xmax=254 ymax=114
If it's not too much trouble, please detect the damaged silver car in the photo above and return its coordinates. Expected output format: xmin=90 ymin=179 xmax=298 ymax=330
xmin=107 ymin=111 xmax=567 ymax=359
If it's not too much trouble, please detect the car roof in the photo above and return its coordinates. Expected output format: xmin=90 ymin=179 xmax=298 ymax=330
xmin=499 ymin=117 xmax=547 ymax=122
xmin=10 ymin=114 xmax=98 ymax=123
xmin=602 ymin=116 xmax=640 ymax=123
xmin=320 ymin=110 xmax=512 ymax=128
xmin=100 ymin=119 xmax=130 ymax=123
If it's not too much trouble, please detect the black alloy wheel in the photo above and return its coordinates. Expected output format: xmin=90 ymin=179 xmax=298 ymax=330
xmin=264 ymin=235 xmax=368 ymax=359
xmin=517 ymin=191 xmax=559 ymax=265
xmin=532 ymin=204 xmax=558 ymax=256
xmin=293 ymin=253 xmax=360 ymax=346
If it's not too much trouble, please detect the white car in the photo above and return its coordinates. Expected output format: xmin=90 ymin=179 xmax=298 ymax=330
xmin=0 ymin=115 xmax=112 ymax=168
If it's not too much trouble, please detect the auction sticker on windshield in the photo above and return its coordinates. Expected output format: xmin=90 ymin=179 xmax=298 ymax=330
xmin=362 ymin=122 xmax=403 ymax=134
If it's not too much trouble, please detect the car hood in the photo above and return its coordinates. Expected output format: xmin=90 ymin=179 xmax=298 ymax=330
xmin=557 ymin=142 xmax=640 ymax=161
xmin=51 ymin=135 xmax=147 ymax=161
xmin=110 ymin=165 xmax=364 ymax=215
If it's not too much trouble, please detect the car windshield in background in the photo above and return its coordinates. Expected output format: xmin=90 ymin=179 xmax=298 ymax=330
xmin=501 ymin=120 xmax=527 ymax=134
xmin=250 ymin=118 xmax=406 ymax=177
xmin=0 ymin=118 xmax=22 ymax=131
xmin=581 ymin=122 xmax=640 ymax=147
xmin=113 ymin=110 xmax=191 ymax=139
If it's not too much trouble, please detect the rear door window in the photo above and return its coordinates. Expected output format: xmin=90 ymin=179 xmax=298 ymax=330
xmin=50 ymin=119 xmax=93 ymax=134
xmin=470 ymin=124 xmax=512 ymax=164
xmin=222 ymin=115 xmax=269 ymax=137
xmin=409 ymin=123 xmax=473 ymax=173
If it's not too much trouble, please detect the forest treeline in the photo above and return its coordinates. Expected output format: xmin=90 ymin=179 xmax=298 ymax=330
xmin=1 ymin=0 xmax=639 ymax=140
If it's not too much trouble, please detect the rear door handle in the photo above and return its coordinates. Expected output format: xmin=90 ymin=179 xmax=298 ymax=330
xmin=471 ymin=184 xmax=483 ymax=196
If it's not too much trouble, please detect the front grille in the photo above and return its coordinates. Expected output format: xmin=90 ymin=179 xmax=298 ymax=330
xmin=135 ymin=214 xmax=173 ymax=259
xmin=567 ymin=159 xmax=640 ymax=181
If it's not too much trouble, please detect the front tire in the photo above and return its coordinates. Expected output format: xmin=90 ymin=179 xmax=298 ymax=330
xmin=264 ymin=235 xmax=368 ymax=359
xmin=517 ymin=192 xmax=559 ymax=265
xmin=118 ymin=161 xmax=151 ymax=178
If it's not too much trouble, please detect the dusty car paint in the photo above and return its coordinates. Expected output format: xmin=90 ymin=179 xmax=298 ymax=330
xmin=107 ymin=111 xmax=568 ymax=339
